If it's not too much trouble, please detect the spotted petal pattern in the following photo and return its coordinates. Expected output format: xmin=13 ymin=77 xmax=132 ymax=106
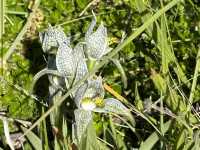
xmin=74 ymin=77 xmax=104 ymax=108
xmin=86 ymin=77 xmax=105 ymax=99
xmin=73 ymin=43 xmax=88 ymax=84
xmin=85 ymin=18 xmax=96 ymax=39
xmin=85 ymin=23 xmax=110 ymax=59
xmin=74 ymin=109 xmax=92 ymax=142
xmin=39 ymin=25 xmax=70 ymax=53
xmin=56 ymin=43 xmax=75 ymax=78
xmin=93 ymin=98 xmax=129 ymax=114
xmin=74 ymin=82 xmax=88 ymax=108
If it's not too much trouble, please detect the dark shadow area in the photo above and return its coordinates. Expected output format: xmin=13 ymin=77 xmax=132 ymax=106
xmin=23 ymin=38 xmax=49 ymax=98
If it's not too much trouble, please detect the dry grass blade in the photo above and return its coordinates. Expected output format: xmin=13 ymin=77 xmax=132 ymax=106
xmin=0 ymin=117 xmax=15 ymax=150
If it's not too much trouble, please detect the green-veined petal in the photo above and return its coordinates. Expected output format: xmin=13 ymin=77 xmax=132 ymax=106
xmin=74 ymin=77 xmax=104 ymax=108
xmin=85 ymin=23 xmax=108 ymax=59
xmin=85 ymin=17 xmax=96 ymax=39
xmin=93 ymin=98 xmax=128 ymax=114
xmin=39 ymin=25 xmax=69 ymax=53
xmin=56 ymin=43 xmax=75 ymax=78
xmin=73 ymin=43 xmax=88 ymax=84
xmin=74 ymin=82 xmax=88 ymax=108
xmin=85 ymin=77 xmax=105 ymax=99
xmin=74 ymin=109 xmax=92 ymax=142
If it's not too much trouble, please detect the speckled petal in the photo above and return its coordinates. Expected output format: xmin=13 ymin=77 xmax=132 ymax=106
xmin=39 ymin=25 xmax=70 ymax=53
xmin=93 ymin=98 xmax=128 ymax=114
xmin=54 ymin=26 xmax=70 ymax=45
xmin=85 ymin=18 xmax=96 ymax=39
xmin=74 ymin=77 xmax=104 ymax=108
xmin=85 ymin=77 xmax=105 ymax=99
xmin=73 ymin=43 xmax=88 ymax=84
xmin=56 ymin=43 xmax=75 ymax=78
xmin=86 ymin=24 xmax=108 ymax=59
xmin=74 ymin=109 xmax=92 ymax=142
xmin=74 ymin=82 xmax=88 ymax=108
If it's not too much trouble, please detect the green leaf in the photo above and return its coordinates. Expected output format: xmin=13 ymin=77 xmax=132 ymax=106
xmin=132 ymin=0 xmax=147 ymax=12
xmin=132 ymin=0 xmax=153 ymax=37
xmin=134 ymin=82 xmax=143 ymax=111
xmin=21 ymin=126 xmax=43 ymax=150
xmin=156 ymin=13 xmax=189 ymax=86
xmin=150 ymin=69 xmax=167 ymax=93
xmin=54 ymin=137 xmax=61 ymax=150
xmin=111 ymin=58 xmax=127 ymax=89
xmin=175 ymin=128 xmax=186 ymax=150
xmin=79 ymin=122 xmax=100 ymax=150
xmin=150 ymin=69 xmax=187 ymax=112
xmin=139 ymin=120 xmax=171 ymax=150
xmin=76 ymin=0 xmax=89 ymax=9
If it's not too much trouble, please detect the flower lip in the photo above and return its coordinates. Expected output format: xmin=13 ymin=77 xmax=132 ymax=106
xmin=74 ymin=77 xmax=105 ymax=108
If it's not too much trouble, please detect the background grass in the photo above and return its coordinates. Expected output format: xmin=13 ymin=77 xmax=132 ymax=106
xmin=0 ymin=0 xmax=200 ymax=149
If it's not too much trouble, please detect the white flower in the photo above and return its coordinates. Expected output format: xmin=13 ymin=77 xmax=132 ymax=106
xmin=56 ymin=42 xmax=88 ymax=87
xmin=56 ymin=43 xmax=75 ymax=78
xmin=74 ymin=77 xmax=104 ymax=108
xmin=39 ymin=25 xmax=88 ymax=90
xmin=85 ymin=19 xmax=111 ymax=60
xmin=39 ymin=25 xmax=70 ymax=53
xmin=73 ymin=43 xmax=88 ymax=84
xmin=73 ymin=77 xmax=129 ymax=142
xmin=81 ymin=98 xmax=96 ymax=111
xmin=73 ymin=109 xmax=92 ymax=143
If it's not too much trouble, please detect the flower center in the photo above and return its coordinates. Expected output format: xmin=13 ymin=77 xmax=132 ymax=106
xmin=94 ymin=97 xmax=105 ymax=108
xmin=81 ymin=97 xmax=96 ymax=111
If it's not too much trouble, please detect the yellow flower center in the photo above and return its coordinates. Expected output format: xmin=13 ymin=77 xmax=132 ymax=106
xmin=94 ymin=97 xmax=105 ymax=108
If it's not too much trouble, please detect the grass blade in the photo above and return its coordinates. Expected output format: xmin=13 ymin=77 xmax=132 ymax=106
xmin=187 ymin=48 xmax=200 ymax=110
xmin=139 ymin=120 xmax=171 ymax=150
xmin=0 ymin=0 xmax=5 ymax=40
xmin=21 ymin=126 xmax=43 ymax=150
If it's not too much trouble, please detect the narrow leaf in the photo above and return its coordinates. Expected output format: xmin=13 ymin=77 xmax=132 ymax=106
xmin=21 ymin=126 xmax=42 ymax=150
xmin=139 ymin=120 xmax=171 ymax=150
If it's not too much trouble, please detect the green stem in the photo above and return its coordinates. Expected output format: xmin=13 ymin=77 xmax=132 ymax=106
xmin=0 ymin=0 xmax=6 ymax=75
xmin=111 ymin=58 xmax=127 ymax=89
xmin=31 ymin=68 xmax=62 ymax=93
xmin=0 ymin=0 xmax=5 ymax=39
xmin=18 ymin=0 xmax=182 ymax=140
xmin=187 ymin=48 xmax=200 ymax=110
xmin=87 ymin=58 xmax=96 ymax=72
xmin=6 ymin=10 xmax=28 ymax=16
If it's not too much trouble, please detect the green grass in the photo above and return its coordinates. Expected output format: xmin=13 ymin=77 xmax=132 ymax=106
xmin=0 ymin=0 xmax=200 ymax=149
